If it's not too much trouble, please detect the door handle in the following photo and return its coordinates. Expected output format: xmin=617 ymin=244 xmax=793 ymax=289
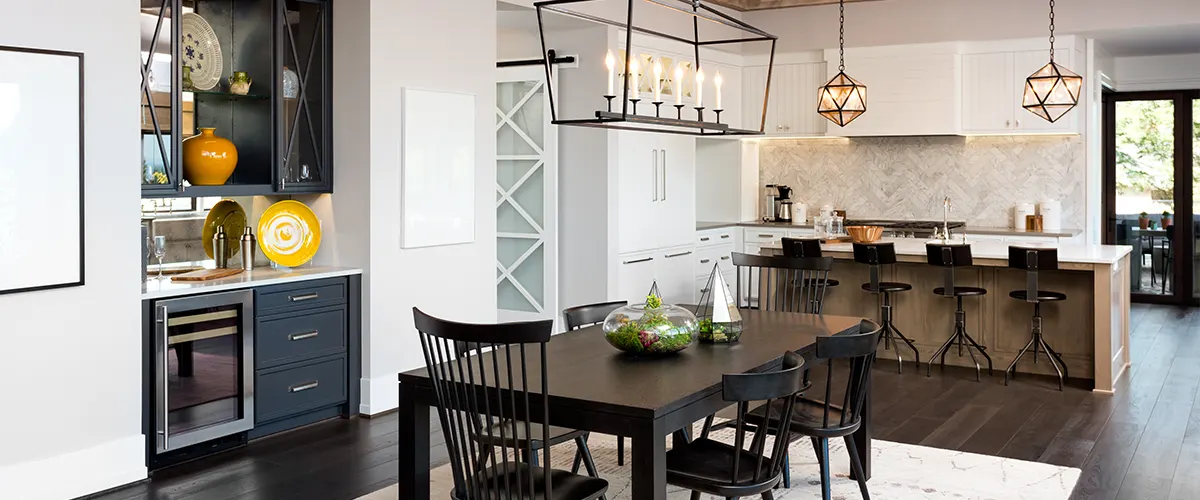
xmin=700 ymin=259 xmax=712 ymax=264
xmin=665 ymin=251 xmax=693 ymax=258
xmin=289 ymin=331 xmax=319 ymax=341
xmin=651 ymin=149 xmax=658 ymax=202
xmin=289 ymin=293 xmax=319 ymax=302
xmin=289 ymin=381 xmax=320 ymax=393
xmin=661 ymin=149 xmax=667 ymax=201
xmin=720 ymin=234 xmax=730 ymax=239
xmin=623 ymin=257 xmax=654 ymax=264
xmin=700 ymin=237 xmax=710 ymax=242
xmin=155 ymin=305 xmax=169 ymax=451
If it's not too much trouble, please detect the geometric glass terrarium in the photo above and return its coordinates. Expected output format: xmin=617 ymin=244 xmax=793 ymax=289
xmin=602 ymin=281 xmax=697 ymax=355
xmin=695 ymin=264 xmax=743 ymax=343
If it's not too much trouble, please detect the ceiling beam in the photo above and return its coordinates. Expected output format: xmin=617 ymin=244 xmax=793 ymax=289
xmin=706 ymin=0 xmax=882 ymax=12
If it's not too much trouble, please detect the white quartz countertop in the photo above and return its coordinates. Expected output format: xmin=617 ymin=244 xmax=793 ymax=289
xmin=142 ymin=266 xmax=363 ymax=300
xmin=766 ymin=237 xmax=1132 ymax=265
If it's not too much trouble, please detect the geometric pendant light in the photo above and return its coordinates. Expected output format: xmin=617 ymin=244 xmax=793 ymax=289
xmin=818 ymin=0 xmax=867 ymax=127
xmin=1023 ymin=0 xmax=1082 ymax=123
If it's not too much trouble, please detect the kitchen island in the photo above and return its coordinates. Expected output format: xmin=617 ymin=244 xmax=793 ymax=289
xmin=762 ymin=238 xmax=1132 ymax=392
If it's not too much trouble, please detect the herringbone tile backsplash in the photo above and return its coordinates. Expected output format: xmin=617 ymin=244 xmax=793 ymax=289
xmin=758 ymin=136 xmax=1085 ymax=228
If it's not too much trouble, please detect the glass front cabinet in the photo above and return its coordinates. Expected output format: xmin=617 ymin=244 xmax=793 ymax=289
xmin=140 ymin=0 xmax=331 ymax=197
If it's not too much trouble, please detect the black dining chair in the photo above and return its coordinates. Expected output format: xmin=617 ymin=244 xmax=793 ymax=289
xmin=743 ymin=320 xmax=882 ymax=500
xmin=732 ymin=252 xmax=835 ymax=314
xmin=1161 ymin=225 xmax=1175 ymax=293
xmin=667 ymin=352 xmax=805 ymax=500
xmin=414 ymin=308 xmax=609 ymax=500
xmin=563 ymin=301 xmax=628 ymax=467
xmin=781 ymin=237 xmax=841 ymax=291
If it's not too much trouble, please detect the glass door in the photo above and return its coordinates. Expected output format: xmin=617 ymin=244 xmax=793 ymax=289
xmin=1105 ymin=91 xmax=1198 ymax=304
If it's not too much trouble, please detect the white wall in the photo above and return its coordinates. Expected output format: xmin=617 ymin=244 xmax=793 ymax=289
xmin=0 ymin=2 xmax=145 ymax=499
xmin=1113 ymin=53 xmax=1200 ymax=91
xmin=317 ymin=0 xmax=498 ymax=414
xmin=746 ymin=0 xmax=1200 ymax=54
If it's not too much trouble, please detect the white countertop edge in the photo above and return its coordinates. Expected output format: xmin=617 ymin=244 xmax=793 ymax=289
xmin=142 ymin=266 xmax=364 ymax=300
xmin=763 ymin=238 xmax=1132 ymax=265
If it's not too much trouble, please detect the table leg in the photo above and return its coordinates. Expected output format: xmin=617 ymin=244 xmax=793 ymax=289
xmin=851 ymin=368 xmax=872 ymax=481
xmin=399 ymin=382 xmax=431 ymax=499
xmin=631 ymin=419 xmax=667 ymax=500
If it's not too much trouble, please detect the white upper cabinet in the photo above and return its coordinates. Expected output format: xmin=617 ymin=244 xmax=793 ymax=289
xmin=961 ymin=46 xmax=1078 ymax=135
xmin=823 ymin=48 xmax=962 ymax=137
xmin=614 ymin=130 xmax=696 ymax=254
xmin=743 ymin=62 xmax=828 ymax=136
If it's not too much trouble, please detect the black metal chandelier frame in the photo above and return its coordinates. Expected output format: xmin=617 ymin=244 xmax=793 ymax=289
xmin=534 ymin=0 xmax=778 ymax=136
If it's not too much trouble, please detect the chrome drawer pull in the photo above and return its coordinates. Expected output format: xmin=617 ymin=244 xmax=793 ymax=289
xmin=720 ymin=234 xmax=730 ymax=239
xmin=720 ymin=256 xmax=730 ymax=260
xmin=289 ymin=381 xmax=320 ymax=393
xmin=665 ymin=251 xmax=693 ymax=258
xmin=700 ymin=259 xmax=712 ymax=264
xmin=289 ymin=331 xmax=319 ymax=341
xmin=623 ymin=257 xmax=653 ymax=264
xmin=700 ymin=237 xmax=711 ymax=242
xmin=289 ymin=293 xmax=320 ymax=302
xmin=758 ymin=234 xmax=773 ymax=238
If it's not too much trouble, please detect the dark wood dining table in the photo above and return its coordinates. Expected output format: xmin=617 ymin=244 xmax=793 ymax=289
xmin=397 ymin=308 xmax=873 ymax=500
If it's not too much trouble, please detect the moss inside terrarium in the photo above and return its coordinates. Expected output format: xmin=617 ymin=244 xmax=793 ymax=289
xmin=605 ymin=309 xmax=694 ymax=354
xmin=697 ymin=318 xmax=743 ymax=343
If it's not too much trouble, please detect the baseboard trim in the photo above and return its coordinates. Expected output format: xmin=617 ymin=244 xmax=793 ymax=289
xmin=360 ymin=374 xmax=399 ymax=416
xmin=1 ymin=435 xmax=145 ymax=500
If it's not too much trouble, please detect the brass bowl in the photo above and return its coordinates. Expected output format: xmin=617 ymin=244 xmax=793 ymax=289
xmin=846 ymin=225 xmax=884 ymax=244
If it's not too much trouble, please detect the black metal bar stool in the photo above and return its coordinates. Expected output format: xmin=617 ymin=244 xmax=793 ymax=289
xmin=926 ymin=243 xmax=993 ymax=381
xmin=782 ymin=237 xmax=840 ymax=292
xmin=854 ymin=242 xmax=919 ymax=374
xmin=1005 ymin=246 xmax=1069 ymax=390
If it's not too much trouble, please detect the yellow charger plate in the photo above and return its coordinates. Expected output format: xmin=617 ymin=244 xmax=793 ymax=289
xmin=257 ymin=200 xmax=321 ymax=267
xmin=202 ymin=199 xmax=246 ymax=259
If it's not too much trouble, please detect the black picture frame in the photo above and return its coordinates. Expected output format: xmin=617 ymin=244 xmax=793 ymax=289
xmin=0 ymin=44 xmax=85 ymax=296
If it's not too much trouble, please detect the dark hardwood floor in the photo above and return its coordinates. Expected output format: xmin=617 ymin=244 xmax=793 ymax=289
xmin=85 ymin=304 xmax=1194 ymax=500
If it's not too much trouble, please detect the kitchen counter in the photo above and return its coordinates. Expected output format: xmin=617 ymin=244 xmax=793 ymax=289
xmin=142 ymin=266 xmax=363 ymax=300
xmin=698 ymin=220 xmax=1081 ymax=238
xmin=762 ymin=237 xmax=1129 ymax=266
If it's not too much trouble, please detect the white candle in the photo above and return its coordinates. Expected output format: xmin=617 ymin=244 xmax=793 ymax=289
xmin=605 ymin=50 xmax=615 ymax=97
xmin=653 ymin=59 xmax=663 ymax=103
xmin=629 ymin=58 xmax=639 ymax=100
xmin=674 ymin=64 xmax=685 ymax=105
xmin=695 ymin=68 xmax=705 ymax=108
xmin=714 ymin=70 xmax=723 ymax=110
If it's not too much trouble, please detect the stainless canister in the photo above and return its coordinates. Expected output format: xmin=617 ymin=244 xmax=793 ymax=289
xmin=240 ymin=227 xmax=256 ymax=271
xmin=214 ymin=226 xmax=229 ymax=268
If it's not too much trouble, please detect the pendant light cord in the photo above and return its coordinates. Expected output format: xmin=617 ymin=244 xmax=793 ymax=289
xmin=1048 ymin=0 xmax=1056 ymax=61
xmin=838 ymin=0 xmax=846 ymax=72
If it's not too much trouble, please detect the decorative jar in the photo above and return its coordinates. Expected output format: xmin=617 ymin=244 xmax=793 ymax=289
xmin=282 ymin=66 xmax=299 ymax=99
xmin=228 ymin=71 xmax=252 ymax=95
xmin=602 ymin=296 xmax=697 ymax=355
xmin=182 ymin=127 xmax=238 ymax=185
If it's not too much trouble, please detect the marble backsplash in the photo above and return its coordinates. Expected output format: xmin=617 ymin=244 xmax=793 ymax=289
xmin=758 ymin=135 xmax=1085 ymax=229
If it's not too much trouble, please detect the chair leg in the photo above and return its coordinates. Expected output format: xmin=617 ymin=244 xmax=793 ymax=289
xmin=890 ymin=323 xmax=920 ymax=373
xmin=617 ymin=436 xmax=625 ymax=466
xmin=810 ymin=437 xmax=824 ymax=471
xmin=1004 ymin=334 xmax=1037 ymax=386
xmin=782 ymin=453 xmax=791 ymax=488
xmin=701 ymin=415 xmax=716 ymax=439
xmin=845 ymin=435 xmax=871 ymax=500
xmin=689 ymin=492 xmax=701 ymax=500
xmin=926 ymin=330 xmax=958 ymax=377
xmin=761 ymin=490 xmax=776 ymax=500
xmin=1038 ymin=335 xmax=1067 ymax=391
xmin=817 ymin=437 xmax=832 ymax=500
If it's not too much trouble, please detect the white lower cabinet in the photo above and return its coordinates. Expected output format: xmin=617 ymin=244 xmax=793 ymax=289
xmin=616 ymin=245 xmax=696 ymax=306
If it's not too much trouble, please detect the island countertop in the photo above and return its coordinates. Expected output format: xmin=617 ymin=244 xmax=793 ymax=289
xmin=697 ymin=221 xmax=1082 ymax=238
xmin=142 ymin=266 xmax=363 ymax=300
xmin=762 ymin=237 xmax=1131 ymax=266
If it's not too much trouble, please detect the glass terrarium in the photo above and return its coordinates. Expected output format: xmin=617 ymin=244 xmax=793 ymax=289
xmin=603 ymin=294 xmax=697 ymax=355
xmin=696 ymin=264 xmax=743 ymax=343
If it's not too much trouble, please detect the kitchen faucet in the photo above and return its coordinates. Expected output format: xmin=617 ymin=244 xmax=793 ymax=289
xmin=942 ymin=197 xmax=952 ymax=241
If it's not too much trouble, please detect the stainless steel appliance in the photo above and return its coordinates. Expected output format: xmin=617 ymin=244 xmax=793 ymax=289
xmin=153 ymin=290 xmax=254 ymax=456
xmin=763 ymin=184 xmax=779 ymax=222
xmin=775 ymin=185 xmax=793 ymax=222
xmin=845 ymin=219 xmax=965 ymax=239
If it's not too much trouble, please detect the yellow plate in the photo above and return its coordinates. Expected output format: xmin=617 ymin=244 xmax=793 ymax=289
xmin=257 ymin=200 xmax=321 ymax=267
xmin=202 ymin=199 xmax=246 ymax=259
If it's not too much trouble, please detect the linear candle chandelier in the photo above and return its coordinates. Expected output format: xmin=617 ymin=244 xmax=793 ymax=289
xmin=1022 ymin=0 xmax=1082 ymax=123
xmin=535 ymin=0 xmax=778 ymax=136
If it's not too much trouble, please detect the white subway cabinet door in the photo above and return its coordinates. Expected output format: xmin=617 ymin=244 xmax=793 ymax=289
xmin=656 ymin=246 xmax=696 ymax=304
xmin=962 ymin=52 xmax=1014 ymax=134
xmin=617 ymin=251 xmax=657 ymax=304
xmin=658 ymin=134 xmax=696 ymax=249
xmin=616 ymin=130 xmax=660 ymax=253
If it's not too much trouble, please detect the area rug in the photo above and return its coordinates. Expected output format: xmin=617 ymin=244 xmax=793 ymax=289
xmin=361 ymin=426 xmax=1080 ymax=500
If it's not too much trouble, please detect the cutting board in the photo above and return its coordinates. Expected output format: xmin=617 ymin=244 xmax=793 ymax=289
xmin=171 ymin=268 xmax=245 ymax=282
xmin=820 ymin=236 xmax=853 ymax=244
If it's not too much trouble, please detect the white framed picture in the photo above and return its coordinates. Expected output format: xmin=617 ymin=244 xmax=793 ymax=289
xmin=0 ymin=45 xmax=84 ymax=295
xmin=400 ymin=87 xmax=476 ymax=249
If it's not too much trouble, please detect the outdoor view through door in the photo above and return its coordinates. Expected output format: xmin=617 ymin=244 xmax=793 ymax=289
xmin=1105 ymin=91 xmax=1199 ymax=304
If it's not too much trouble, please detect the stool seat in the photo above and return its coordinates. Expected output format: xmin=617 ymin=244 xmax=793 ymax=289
xmin=861 ymin=282 xmax=912 ymax=293
xmin=1008 ymin=290 xmax=1067 ymax=302
xmin=933 ymin=286 xmax=988 ymax=297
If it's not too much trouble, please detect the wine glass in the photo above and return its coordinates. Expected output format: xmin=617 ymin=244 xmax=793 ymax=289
xmin=153 ymin=236 xmax=168 ymax=280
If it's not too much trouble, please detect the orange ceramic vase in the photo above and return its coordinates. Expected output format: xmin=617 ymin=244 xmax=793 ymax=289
xmin=182 ymin=127 xmax=238 ymax=185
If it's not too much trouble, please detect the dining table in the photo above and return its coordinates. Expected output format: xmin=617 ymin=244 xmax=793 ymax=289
xmin=397 ymin=308 xmax=873 ymax=500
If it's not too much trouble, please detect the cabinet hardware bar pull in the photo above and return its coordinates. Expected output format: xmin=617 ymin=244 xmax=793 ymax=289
xmin=289 ymin=293 xmax=319 ymax=302
xmin=623 ymin=257 xmax=654 ymax=264
xmin=700 ymin=259 xmax=712 ymax=264
xmin=700 ymin=237 xmax=710 ymax=241
xmin=720 ymin=256 xmax=730 ymax=260
xmin=758 ymin=234 xmax=773 ymax=238
xmin=720 ymin=234 xmax=730 ymax=239
xmin=665 ymin=251 xmax=693 ymax=258
xmin=289 ymin=331 xmax=319 ymax=341
xmin=289 ymin=381 xmax=320 ymax=393
xmin=651 ymin=149 xmax=658 ymax=202
xmin=661 ymin=150 xmax=667 ymax=201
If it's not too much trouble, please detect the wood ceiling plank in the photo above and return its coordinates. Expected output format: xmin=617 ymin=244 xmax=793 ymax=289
xmin=707 ymin=0 xmax=882 ymax=11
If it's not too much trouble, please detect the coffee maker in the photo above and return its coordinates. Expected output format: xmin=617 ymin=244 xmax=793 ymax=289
xmin=775 ymin=185 xmax=794 ymax=223
xmin=763 ymin=184 xmax=779 ymax=222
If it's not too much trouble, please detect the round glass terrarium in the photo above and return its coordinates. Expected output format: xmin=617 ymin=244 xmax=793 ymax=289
xmin=602 ymin=296 xmax=697 ymax=355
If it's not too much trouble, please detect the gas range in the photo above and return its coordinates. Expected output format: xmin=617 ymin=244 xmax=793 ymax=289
xmin=844 ymin=219 xmax=966 ymax=239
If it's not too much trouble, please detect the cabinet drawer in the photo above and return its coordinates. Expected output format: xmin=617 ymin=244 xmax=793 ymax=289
xmin=696 ymin=228 xmax=735 ymax=247
xmin=257 ymin=278 xmax=347 ymax=314
xmin=256 ymin=357 xmax=347 ymax=423
xmin=745 ymin=229 xmax=786 ymax=245
xmin=257 ymin=307 xmax=347 ymax=368
xmin=695 ymin=245 xmax=735 ymax=278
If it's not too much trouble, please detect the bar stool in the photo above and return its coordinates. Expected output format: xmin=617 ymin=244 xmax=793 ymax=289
xmin=782 ymin=237 xmax=840 ymax=290
xmin=926 ymin=243 xmax=993 ymax=381
xmin=1005 ymin=246 xmax=1069 ymax=390
xmin=854 ymin=242 xmax=919 ymax=373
